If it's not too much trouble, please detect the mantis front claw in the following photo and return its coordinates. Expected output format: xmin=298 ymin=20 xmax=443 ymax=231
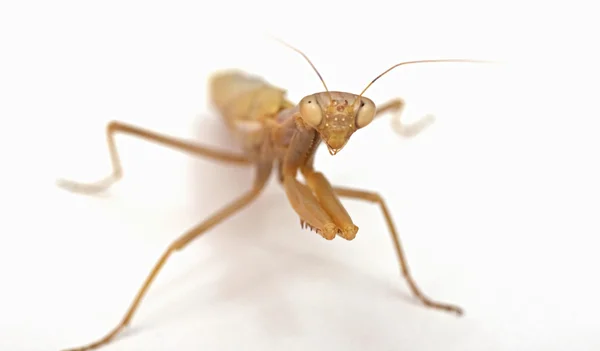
xmin=300 ymin=219 xmax=337 ymax=240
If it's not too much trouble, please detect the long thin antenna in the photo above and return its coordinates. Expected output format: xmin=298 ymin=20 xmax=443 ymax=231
xmin=273 ymin=38 xmax=332 ymax=99
xmin=358 ymin=59 xmax=494 ymax=98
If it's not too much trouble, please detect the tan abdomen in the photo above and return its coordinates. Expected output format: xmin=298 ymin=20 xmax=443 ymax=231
xmin=209 ymin=70 xmax=293 ymax=152
xmin=209 ymin=70 xmax=291 ymax=125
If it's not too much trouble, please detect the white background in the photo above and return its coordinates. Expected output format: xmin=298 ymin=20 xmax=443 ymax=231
xmin=1 ymin=1 xmax=599 ymax=351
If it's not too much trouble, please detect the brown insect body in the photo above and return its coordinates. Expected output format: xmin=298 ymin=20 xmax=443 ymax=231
xmin=210 ymin=71 xmax=381 ymax=239
xmin=57 ymin=42 xmax=491 ymax=351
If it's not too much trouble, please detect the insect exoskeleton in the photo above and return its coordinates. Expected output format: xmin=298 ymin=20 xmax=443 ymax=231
xmin=299 ymin=91 xmax=376 ymax=155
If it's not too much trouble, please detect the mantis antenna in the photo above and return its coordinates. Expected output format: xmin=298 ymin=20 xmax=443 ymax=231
xmin=358 ymin=59 xmax=494 ymax=98
xmin=273 ymin=38 xmax=492 ymax=107
xmin=274 ymin=38 xmax=333 ymax=101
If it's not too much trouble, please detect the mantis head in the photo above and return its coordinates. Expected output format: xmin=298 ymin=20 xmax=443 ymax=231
xmin=298 ymin=91 xmax=376 ymax=155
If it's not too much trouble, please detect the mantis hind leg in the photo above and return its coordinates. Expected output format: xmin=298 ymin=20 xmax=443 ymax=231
xmin=58 ymin=120 xmax=252 ymax=194
xmin=376 ymin=98 xmax=436 ymax=138
xmin=61 ymin=162 xmax=272 ymax=351
xmin=333 ymin=185 xmax=464 ymax=316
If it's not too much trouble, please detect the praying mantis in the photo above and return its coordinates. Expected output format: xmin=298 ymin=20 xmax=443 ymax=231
xmin=58 ymin=40 xmax=491 ymax=351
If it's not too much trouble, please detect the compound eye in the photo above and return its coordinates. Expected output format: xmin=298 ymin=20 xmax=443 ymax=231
xmin=299 ymin=95 xmax=323 ymax=127
xmin=355 ymin=98 xmax=376 ymax=128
